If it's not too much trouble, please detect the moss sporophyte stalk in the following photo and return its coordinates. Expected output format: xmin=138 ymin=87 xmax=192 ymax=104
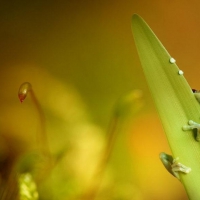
xmin=17 ymin=82 xmax=49 ymax=200
xmin=0 ymin=82 xmax=43 ymax=199
xmin=132 ymin=14 xmax=200 ymax=199
xmin=18 ymin=82 xmax=50 ymax=158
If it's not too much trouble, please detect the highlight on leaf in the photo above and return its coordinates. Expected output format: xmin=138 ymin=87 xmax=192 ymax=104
xmin=18 ymin=82 xmax=32 ymax=103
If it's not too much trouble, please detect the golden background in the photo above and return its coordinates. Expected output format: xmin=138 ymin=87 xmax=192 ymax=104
xmin=0 ymin=0 xmax=199 ymax=199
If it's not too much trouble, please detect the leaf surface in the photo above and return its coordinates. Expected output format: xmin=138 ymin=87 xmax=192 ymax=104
xmin=132 ymin=14 xmax=200 ymax=199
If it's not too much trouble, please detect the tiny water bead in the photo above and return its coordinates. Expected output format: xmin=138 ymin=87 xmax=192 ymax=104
xmin=169 ymin=57 xmax=176 ymax=64
xmin=168 ymin=57 xmax=183 ymax=75
xmin=178 ymin=70 xmax=184 ymax=75
xmin=18 ymin=82 xmax=32 ymax=102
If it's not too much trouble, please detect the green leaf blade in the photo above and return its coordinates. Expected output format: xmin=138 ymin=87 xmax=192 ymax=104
xmin=132 ymin=14 xmax=200 ymax=199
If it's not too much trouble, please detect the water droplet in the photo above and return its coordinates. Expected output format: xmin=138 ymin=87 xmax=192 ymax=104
xmin=178 ymin=70 xmax=184 ymax=75
xmin=169 ymin=57 xmax=176 ymax=64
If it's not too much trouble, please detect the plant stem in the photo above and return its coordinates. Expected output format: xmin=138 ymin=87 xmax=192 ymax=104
xmin=78 ymin=116 xmax=119 ymax=200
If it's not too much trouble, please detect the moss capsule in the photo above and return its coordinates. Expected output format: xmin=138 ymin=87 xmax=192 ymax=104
xmin=18 ymin=82 xmax=32 ymax=102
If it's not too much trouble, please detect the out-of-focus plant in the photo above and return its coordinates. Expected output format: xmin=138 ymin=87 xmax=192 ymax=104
xmin=79 ymin=89 xmax=143 ymax=200
xmin=18 ymin=173 xmax=38 ymax=200
xmin=0 ymin=79 xmax=143 ymax=200
xmin=132 ymin=14 xmax=200 ymax=199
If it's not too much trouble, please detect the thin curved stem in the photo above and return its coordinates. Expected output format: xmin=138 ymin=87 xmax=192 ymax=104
xmin=78 ymin=116 xmax=119 ymax=200
xmin=18 ymin=82 xmax=49 ymax=157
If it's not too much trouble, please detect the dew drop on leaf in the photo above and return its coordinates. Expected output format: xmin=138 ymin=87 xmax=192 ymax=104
xmin=169 ymin=57 xmax=176 ymax=64
xmin=178 ymin=70 xmax=184 ymax=75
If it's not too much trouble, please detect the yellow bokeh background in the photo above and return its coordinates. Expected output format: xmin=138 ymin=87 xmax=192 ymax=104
xmin=1 ymin=1 xmax=200 ymax=199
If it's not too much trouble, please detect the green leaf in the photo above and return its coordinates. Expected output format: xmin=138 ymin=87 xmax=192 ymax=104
xmin=131 ymin=14 xmax=200 ymax=199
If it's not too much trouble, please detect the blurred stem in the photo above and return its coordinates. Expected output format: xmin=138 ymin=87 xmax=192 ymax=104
xmin=78 ymin=91 xmax=143 ymax=200
xmin=0 ymin=172 xmax=18 ymax=200
xmin=79 ymin=116 xmax=119 ymax=200
xmin=18 ymin=82 xmax=49 ymax=158
xmin=29 ymin=89 xmax=49 ymax=157
xmin=18 ymin=82 xmax=53 ymax=184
